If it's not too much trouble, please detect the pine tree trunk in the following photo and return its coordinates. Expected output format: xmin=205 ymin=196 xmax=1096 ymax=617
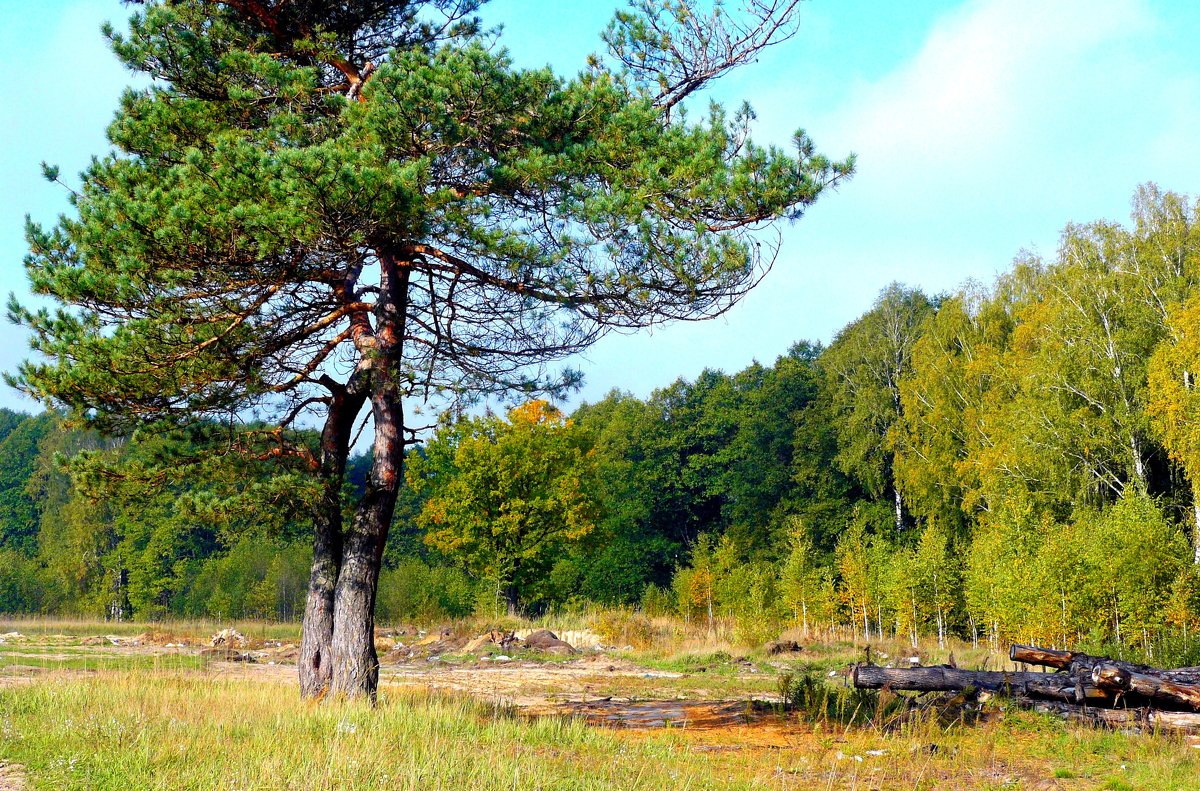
xmin=299 ymin=380 xmax=366 ymax=699
xmin=328 ymin=246 xmax=409 ymax=701
xmin=300 ymin=506 xmax=341 ymax=698
xmin=329 ymin=390 xmax=403 ymax=700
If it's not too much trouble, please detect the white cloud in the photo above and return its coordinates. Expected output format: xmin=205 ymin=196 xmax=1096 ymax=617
xmin=837 ymin=0 xmax=1150 ymax=169
xmin=574 ymin=0 xmax=1200 ymax=405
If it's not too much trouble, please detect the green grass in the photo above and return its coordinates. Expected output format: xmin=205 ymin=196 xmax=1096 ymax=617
xmin=0 ymin=672 xmax=785 ymax=790
xmin=6 ymin=669 xmax=1200 ymax=790
xmin=0 ymin=652 xmax=204 ymax=672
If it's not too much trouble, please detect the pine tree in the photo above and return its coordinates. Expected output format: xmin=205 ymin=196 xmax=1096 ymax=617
xmin=12 ymin=0 xmax=852 ymax=699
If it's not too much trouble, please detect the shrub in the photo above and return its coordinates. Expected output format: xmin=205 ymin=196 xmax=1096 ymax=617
xmin=376 ymin=558 xmax=477 ymax=623
xmin=591 ymin=607 xmax=655 ymax=649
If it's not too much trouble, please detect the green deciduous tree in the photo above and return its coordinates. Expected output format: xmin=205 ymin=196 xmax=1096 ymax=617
xmin=779 ymin=516 xmax=835 ymax=637
xmin=895 ymin=284 xmax=1014 ymax=531
xmin=822 ymin=284 xmax=934 ymax=534
xmin=410 ymin=400 xmax=597 ymax=614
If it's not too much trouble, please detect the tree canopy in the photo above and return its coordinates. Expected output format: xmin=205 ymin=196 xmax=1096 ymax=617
xmin=410 ymin=400 xmax=595 ymax=613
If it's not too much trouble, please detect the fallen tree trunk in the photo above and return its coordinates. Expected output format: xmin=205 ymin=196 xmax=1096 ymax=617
xmin=1010 ymin=644 xmax=1200 ymax=685
xmin=1024 ymin=699 xmax=1200 ymax=733
xmin=1092 ymin=662 xmax=1200 ymax=712
xmin=852 ymin=665 xmax=1044 ymax=693
xmin=852 ymin=665 xmax=1116 ymax=706
xmin=852 ymin=644 xmax=1200 ymax=733
xmin=1010 ymin=644 xmax=1074 ymax=669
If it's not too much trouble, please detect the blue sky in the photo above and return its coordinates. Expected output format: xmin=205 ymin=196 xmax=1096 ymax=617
xmin=2 ymin=0 xmax=1199 ymax=415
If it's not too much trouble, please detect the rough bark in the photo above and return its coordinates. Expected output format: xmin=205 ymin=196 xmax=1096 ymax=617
xmin=328 ymin=247 xmax=409 ymax=701
xmin=1092 ymin=662 xmax=1200 ymax=712
xmin=299 ymin=379 xmax=367 ymax=699
xmin=1011 ymin=644 xmax=1200 ymax=685
xmin=328 ymin=387 xmax=402 ymax=700
xmin=853 ymin=665 xmax=1070 ymax=695
xmin=299 ymin=504 xmax=341 ymax=699
xmin=1010 ymin=644 xmax=1075 ymax=669
xmin=852 ymin=664 xmax=1125 ymax=707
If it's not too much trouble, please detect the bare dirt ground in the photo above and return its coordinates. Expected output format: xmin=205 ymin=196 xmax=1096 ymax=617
xmin=0 ymin=762 xmax=26 ymax=791
xmin=382 ymin=655 xmax=700 ymax=708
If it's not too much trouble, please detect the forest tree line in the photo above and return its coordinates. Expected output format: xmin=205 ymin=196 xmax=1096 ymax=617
xmin=3 ymin=184 xmax=1200 ymax=655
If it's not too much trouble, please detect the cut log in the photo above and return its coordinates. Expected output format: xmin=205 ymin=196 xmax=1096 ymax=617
xmin=1010 ymin=644 xmax=1074 ymax=669
xmin=853 ymin=665 xmax=1086 ymax=696
xmin=854 ymin=665 xmax=1028 ymax=692
xmin=1092 ymin=662 xmax=1200 ymax=712
xmin=1011 ymin=644 xmax=1200 ymax=686
xmin=853 ymin=665 xmax=1119 ymax=706
xmin=1024 ymin=699 xmax=1200 ymax=733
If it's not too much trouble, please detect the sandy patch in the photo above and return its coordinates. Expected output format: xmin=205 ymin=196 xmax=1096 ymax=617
xmin=0 ymin=762 xmax=26 ymax=791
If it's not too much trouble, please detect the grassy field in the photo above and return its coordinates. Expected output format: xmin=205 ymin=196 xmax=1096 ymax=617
xmin=2 ymin=619 xmax=1200 ymax=789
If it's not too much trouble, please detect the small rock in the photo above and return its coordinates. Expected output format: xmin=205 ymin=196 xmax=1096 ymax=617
xmin=523 ymin=629 xmax=577 ymax=655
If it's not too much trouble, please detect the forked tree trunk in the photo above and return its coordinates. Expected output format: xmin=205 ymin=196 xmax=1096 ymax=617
xmin=299 ymin=380 xmax=367 ymax=699
xmin=329 ymin=388 xmax=404 ymax=700
xmin=328 ymin=247 xmax=409 ymax=701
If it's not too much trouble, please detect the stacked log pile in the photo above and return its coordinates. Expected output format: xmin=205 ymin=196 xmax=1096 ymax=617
xmin=852 ymin=644 xmax=1200 ymax=732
